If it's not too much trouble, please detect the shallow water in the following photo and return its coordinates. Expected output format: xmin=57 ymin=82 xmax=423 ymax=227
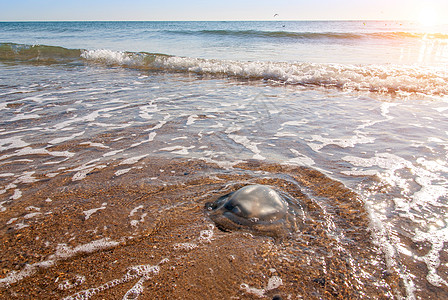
xmin=1 ymin=21 xmax=448 ymax=299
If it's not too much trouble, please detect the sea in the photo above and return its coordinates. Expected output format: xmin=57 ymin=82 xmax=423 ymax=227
xmin=0 ymin=21 xmax=447 ymax=299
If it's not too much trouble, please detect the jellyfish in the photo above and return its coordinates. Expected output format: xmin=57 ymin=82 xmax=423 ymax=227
xmin=205 ymin=184 xmax=304 ymax=237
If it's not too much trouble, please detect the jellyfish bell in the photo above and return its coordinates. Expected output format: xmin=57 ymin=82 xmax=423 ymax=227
xmin=205 ymin=184 xmax=304 ymax=237
xmin=222 ymin=185 xmax=288 ymax=222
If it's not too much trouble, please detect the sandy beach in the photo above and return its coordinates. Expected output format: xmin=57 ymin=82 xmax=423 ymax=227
xmin=0 ymin=156 xmax=401 ymax=299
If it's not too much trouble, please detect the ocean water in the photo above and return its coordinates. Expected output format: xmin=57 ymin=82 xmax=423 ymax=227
xmin=0 ymin=21 xmax=448 ymax=299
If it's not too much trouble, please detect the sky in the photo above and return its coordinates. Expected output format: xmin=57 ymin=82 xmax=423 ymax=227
xmin=1 ymin=0 xmax=448 ymax=22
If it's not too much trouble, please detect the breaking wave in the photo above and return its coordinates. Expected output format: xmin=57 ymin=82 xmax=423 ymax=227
xmin=1 ymin=43 xmax=447 ymax=97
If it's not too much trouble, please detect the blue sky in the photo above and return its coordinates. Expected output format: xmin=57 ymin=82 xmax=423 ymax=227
xmin=1 ymin=0 xmax=447 ymax=22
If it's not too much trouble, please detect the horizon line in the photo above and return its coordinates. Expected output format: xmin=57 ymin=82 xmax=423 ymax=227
xmin=0 ymin=19 xmax=415 ymax=22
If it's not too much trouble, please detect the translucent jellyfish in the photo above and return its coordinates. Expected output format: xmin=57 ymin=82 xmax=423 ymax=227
xmin=205 ymin=184 xmax=304 ymax=237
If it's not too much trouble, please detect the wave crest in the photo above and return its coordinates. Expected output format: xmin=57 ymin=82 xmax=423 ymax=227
xmin=81 ymin=48 xmax=448 ymax=97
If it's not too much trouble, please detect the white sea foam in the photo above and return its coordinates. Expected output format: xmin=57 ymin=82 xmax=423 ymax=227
xmin=58 ymin=275 xmax=86 ymax=291
xmin=114 ymin=168 xmax=132 ymax=176
xmin=130 ymin=132 xmax=156 ymax=148
xmin=343 ymin=153 xmax=411 ymax=170
xmin=413 ymin=226 xmax=448 ymax=287
xmin=266 ymin=276 xmax=283 ymax=291
xmin=360 ymin=198 xmax=417 ymax=299
xmin=0 ymin=238 xmax=120 ymax=287
xmin=199 ymin=224 xmax=215 ymax=243
xmin=380 ymin=102 xmax=399 ymax=118
xmin=120 ymin=154 xmax=149 ymax=165
xmin=70 ymin=160 xmax=105 ymax=181
xmin=0 ymin=260 xmax=55 ymax=288
xmin=286 ymin=149 xmax=315 ymax=166
xmin=23 ymin=212 xmax=42 ymax=219
xmin=129 ymin=205 xmax=144 ymax=217
xmin=130 ymin=212 xmax=147 ymax=227
xmin=14 ymin=222 xmax=29 ymax=230
xmin=240 ymin=283 xmax=265 ymax=297
xmin=0 ymin=183 xmax=16 ymax=195
xmin=6 ymin=218 xmax=18 ymax=225
xmin=83 ymin=203 xmax=107 ymax=220
xmin=9 ymin=113 xmax=41 ymax=122
xmin=72 ymin=167 xmax=97 ymax=181
xmin=63 ymin=258 xmax=166 ymax=300
xmin=52 ymin=111 xmax=100 ymax=131
xmin=16 ymin=171 xmax=38 ymax=183
xmin=308 ymin=134 xmax=375 ymax=151
xmin=228 ymin=134 xmax=265 ymax=160
xmin=281 ymin=120 xmax=308 ymax=127
xmin=49 ymin=131 xmax=85 ymax=145
xmin=139 ymin=102 xmax=158 ymax=120
xmin=0 ymin=173 xmax=14 ymax=177
xmin=103 ymin=149 xmax=124 ymax=157
xmin=81 ymin=49 xmax=448 ymax=97
xmin=80 ymin=142 xmax=110 ymax=149
xmin=240 ymin=276 xmax=283 ymax=298
xmin=53 ymin=238 xmax=121 ymax=260
xmin=81 ymin=49 xmax=140 ymax=66
xmin=90 ymin=122 xmax=132 ymax=129
xmin=173 ymin=242 xmax=198 ymax=251
xmin=159 ymin=145 xmax=195 ymax=155
xmin=274 ymin=132 xmax=297 ymax=137
xmin=0 ymin=147 xmax=74 ymax=162
xmin=345 ymin=153 xmax=448 ymax=209
xmin=186 ymin=114 xmax=198 ymax=125
xmin=0 ymin=136 xmax=29 ymax=151
xmin=341 ymin=169 xmax=378 ymax=176
xmin=348 ymin=151 xmax=448 ymax=296
xmin=10 ymin=189 xmax=22 ymax=200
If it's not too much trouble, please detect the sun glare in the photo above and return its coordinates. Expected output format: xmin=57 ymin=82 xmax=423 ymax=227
xmin=418 ymin=8 xmax=438 ymax=27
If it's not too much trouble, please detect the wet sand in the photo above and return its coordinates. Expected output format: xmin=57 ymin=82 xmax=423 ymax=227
xmin=0 ymin=157 xmax=401 ymax=299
